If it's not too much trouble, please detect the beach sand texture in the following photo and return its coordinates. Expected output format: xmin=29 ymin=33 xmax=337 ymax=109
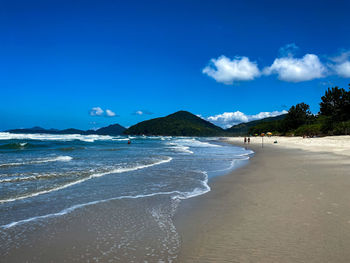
xmin=227 ymin=135 xmax=350 ymax=157
xmin=176 ymin=136 xmax=350 ymax=263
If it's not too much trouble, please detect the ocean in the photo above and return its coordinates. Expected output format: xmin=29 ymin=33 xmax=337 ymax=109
xmin=0 ymin=133 xmax=253 ymax=262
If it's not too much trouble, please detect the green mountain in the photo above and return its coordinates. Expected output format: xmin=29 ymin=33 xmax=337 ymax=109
xmin=94 ymin=124 xmax=126 ymax=136
xmin=124 ymin=110 xmax=225 ymax=136
xmin=225 ymin=114 xmax=287 ymax=136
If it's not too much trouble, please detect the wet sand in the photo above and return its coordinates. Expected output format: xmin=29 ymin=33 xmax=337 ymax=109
xmin=175 ymin=139 xmax=350 ymax=262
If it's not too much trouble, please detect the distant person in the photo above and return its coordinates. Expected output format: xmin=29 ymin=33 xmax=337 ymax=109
xmin=248 ymin=137 xmax=250 ymax=144
xmin=128 ymin=140 xmax=131 ymax=144
xmin=244 ymin=137 xmax=247 ymax=144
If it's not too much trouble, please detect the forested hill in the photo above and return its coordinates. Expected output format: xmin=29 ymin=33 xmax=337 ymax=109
xmin=225 ymin=114 xmax=287 ymax=136
xmin=124 ymin=111 xmax=225 ymax=136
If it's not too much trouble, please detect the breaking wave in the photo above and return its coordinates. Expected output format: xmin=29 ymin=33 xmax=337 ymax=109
xmin=0 ymin=156 xmax=173 ymax=204
xmin=0 ymin=156 xmax=72 ymax=168
xmin=0 ymin=132 xmax=114 ymax=142
xmin=1 ymin=170 xmax=209 ymax=229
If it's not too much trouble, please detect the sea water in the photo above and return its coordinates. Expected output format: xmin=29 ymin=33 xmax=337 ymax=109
xmin=0 ymin=133 xmax=253 ymax=262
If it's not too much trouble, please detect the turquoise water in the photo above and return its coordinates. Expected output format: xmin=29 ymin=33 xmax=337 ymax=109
xmin=0 ymin=133 xmax=252 ymax=261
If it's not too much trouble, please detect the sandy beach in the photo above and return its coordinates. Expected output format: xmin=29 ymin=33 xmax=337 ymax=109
xmin=176 ymin=136 xmax=350 ymax=262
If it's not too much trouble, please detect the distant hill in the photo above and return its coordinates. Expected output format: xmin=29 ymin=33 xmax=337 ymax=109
xmin=5 ymin=113 xmax=287 ymax=137
xmin=225 ymin=114 xmax=287 ymax=136
xmin=124 ymin=111 xmax=225 ymax=136
xmin=6 ymin=124 xmax=126 ymax=136
xmin=94 ymin=124 xmax=126 ymax=136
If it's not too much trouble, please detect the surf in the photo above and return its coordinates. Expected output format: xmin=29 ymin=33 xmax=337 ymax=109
xmin=0 ymin=156 xmax=173 ymax=204
xmin=0 ymin=155 xmax=73 ymax=168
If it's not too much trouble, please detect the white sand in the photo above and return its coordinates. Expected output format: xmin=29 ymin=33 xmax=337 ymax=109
xmin=225 ymin=135 xmax=350 ymax=157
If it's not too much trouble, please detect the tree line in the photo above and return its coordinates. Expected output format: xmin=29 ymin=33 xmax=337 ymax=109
xmin=249 ymin=84 xmax=350 ymax=136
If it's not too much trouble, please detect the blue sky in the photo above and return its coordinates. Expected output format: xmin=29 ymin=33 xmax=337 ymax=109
xmin=1 ymin=0 xmax=349 ymax=130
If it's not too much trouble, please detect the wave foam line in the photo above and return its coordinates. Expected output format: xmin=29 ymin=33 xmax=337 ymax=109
xmin=0 ymin=132 xmax=115 ymax=142
xmin=0 ymin=172 xmax=72 ymax=183
xmin=236 ymin=150 xmax=254 ymax=156
xmin=0 ymin=157 xmax=172 ymax=204
xmin=166 ymin=143 xmax=194 ymax=154
xmin=1 ymin=171 xmax=210 ymax=229
xmin=174 ymin=138 xmax=222 ymax=148
xmin=209 ymin=157 xmax=250 ymax=173
xmin=0 ymin=191 xmax=178 ymax=229
xmin=0 ymin=156 xmax=72 ymax=168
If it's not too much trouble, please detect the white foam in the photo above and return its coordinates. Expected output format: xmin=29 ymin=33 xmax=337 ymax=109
xmin=175 ymin=171 xmax=211 ymax=199
xmin=0 ymin=191 xmax=177 ymax=229
xmin=0 ymin=157 xmax=173 ymax=204
xmin=236 ymin=150 xmax=254 ymax=156
xmin=0 ymin=132 xmax=115 ymax=142
xmin=0 ymin=155 xmax=72 ymax=168
xmin=0 ymin=156 xmax=73 ymax=167
xmin=165 ymin=138 xmax=220 ymax=154
xmin=209 ymin=156 xmax=250 ymax=173
xmin=173 ymin=138 xmax=221 ymax=148
xmin=0 ymin=172 xmax=69 ymax=183
xmin=1 ymin=170 xmax=210 ymax=229
xmin=166 ymin=143 xmax=194 ymax=154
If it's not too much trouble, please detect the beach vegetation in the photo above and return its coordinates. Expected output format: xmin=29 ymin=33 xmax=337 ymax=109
xmin=283 ymin=103 xmax=313 ymax=130
xmin=247 ymin=84 xmax=350 ymax=136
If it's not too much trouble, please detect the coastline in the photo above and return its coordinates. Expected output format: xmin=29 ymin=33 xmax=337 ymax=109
xmin=175 ymin=136 xmax=350 ymax=262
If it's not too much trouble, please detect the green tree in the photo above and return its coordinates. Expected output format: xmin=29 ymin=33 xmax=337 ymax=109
xmin=319 ymin=86 xmax=350 ymax=122
xmin=283 ymin=103 xmax=312 ymax=131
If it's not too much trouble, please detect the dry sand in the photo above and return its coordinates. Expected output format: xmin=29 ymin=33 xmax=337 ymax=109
xmin=175 ymin=136 xmax=350 ymax=263
xmin=227 ymin=135 xmax=350 ymax=157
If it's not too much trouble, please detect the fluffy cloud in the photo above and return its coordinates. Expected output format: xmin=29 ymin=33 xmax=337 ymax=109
xmin=105 ymin=109 xmax=116 ymax=117
xmin=90 ymin=107 xmax=117 ymax=117
xmin=264 ymin=54 xmax=327 ymax=82
xmin=333 ymin=61 xmax=350 ymax=78
xmin=330 ymin=50 xmax=350 ymax=63
xmin=330 ymin=51 xmax=350 ymax=78
xmin=207 ymin=110 xmax=288 ymax=128
xmin=133 ymin=110 xmax=153 ymax=116
xmin=202 ymin=55 xmax=260 ymax=84
xmin=203 ymin=47 xmax=350 ymax=84
xmin=89 ymin=107 xmax=104 ymax=116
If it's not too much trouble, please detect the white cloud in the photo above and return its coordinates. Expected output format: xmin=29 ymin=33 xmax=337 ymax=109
xmin=329 ymin=51 xmax=350 ymax=78
xmin=279 ymin=43 xmax=299 ymax=57
xmin=202 ymin=47 xmax=350 ymax=84
xmin=134 ymin=110 xmax=153 ymax=116
xmin=207 ymin=110 xmax=288 ymax=128
xmin=250 ymin=111 xmax=288 ymax=120
xmin=105 ymin=109 xmax=116 ymax=117
xmin=264 ymin=54 xmax=327 ymax=82
xmin=208 ymin=111 xmax=248 ymax=126
xmin=89 ymin=107 xmax=104 ymax=116
xmin=90 ymin=107 xmax=117 ymax=117
xmin=330 ymin=50 xmax=350 ymax=63
xmin=333 ymin=61 xmax=350 ymax=78
xmin=202 ymin=55 xmax=260 ymax=84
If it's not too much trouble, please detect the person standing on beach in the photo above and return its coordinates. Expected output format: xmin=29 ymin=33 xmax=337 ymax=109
xmin=248 ymin=137 xmax=250 ymax=144
xmin=244 ymin=137 xmax=247 ymax=144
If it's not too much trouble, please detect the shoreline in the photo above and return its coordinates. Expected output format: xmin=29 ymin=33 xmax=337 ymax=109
xmin=175 ymin=136 xmax=350 ymax=262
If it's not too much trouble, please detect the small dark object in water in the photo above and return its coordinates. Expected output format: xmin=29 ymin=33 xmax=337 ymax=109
xmin=274 ymin=140 xmax=278 ymax=144
xmin=128 ymin=140 xmax=131 ymax=144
